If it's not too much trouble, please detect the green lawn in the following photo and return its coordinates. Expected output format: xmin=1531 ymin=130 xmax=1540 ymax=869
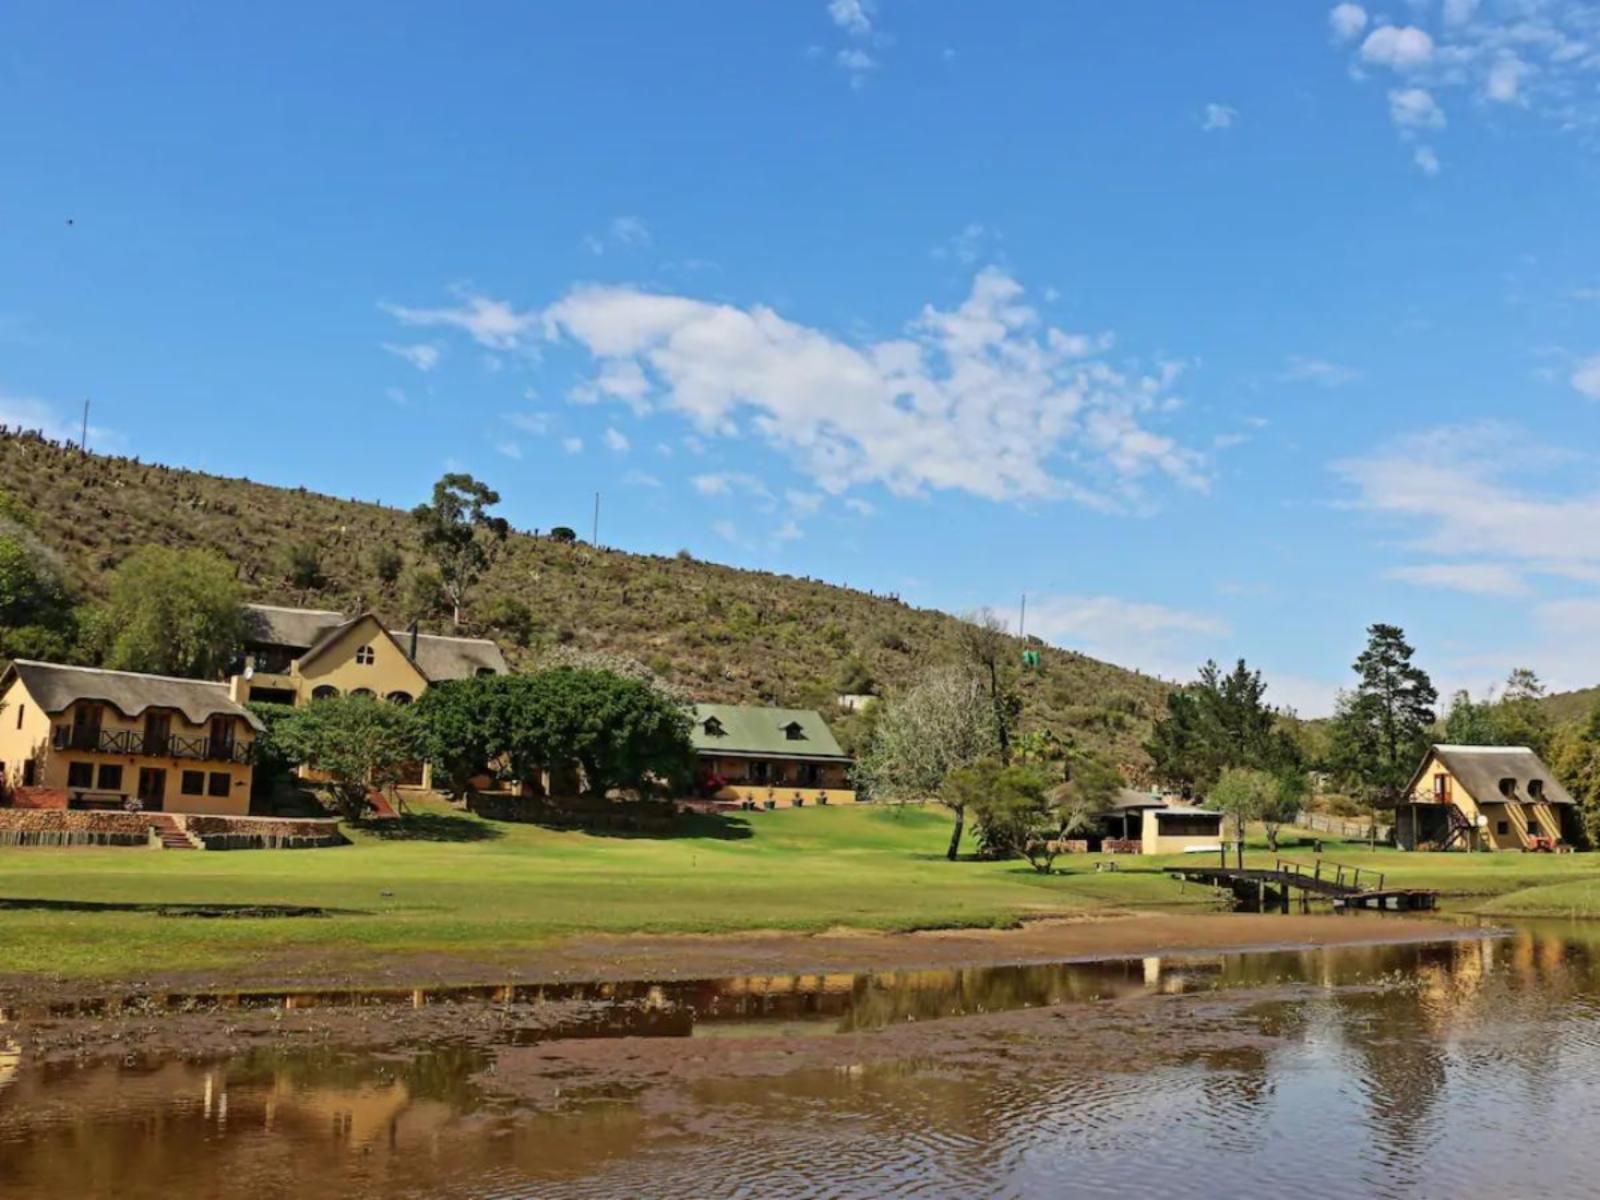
xmin=6 ymin=804 xmax=1600 ymax=984
xmin=0 ymin=802 xmax=1210 ymax=981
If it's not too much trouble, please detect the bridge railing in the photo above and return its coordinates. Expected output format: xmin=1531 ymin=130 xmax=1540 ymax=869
xmin=1275 ymin=857 xmax=1385 ymax=893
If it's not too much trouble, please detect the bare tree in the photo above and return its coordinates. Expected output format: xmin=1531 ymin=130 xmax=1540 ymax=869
xmin=856 ymin=666 xmax=1000 ymax=859
xmin=957 ymin=608 xmax=1017 ymax=764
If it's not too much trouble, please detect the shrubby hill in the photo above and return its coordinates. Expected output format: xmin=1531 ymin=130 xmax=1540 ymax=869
xmin=0 ymin=430 xmax=1173 ymax=774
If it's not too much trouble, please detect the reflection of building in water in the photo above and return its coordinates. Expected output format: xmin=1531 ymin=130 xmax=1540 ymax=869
xmin=0 ymin=1035 xmax=19 ymax=1094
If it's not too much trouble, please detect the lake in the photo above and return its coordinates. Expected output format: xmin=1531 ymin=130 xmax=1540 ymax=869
xmin=4 ymin=919 xmax=1598 ymax=1198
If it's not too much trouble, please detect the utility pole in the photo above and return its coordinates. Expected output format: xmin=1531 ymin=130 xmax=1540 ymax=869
xmin=1018 ymin=592 xmax=1026 ymax=639
xmin=80 ymin=399 xmax=90 ymax=453
xmin=592 ymin=491 xmax=600 ymax=545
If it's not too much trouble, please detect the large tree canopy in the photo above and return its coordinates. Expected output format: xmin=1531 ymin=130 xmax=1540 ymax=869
xmin=1145 ymin=658 xmax=1300 ymax=794
xmin=88 ymin=546 xmax=244 ymax=679
xmin=276 ymin=694 xmax=427 ymax=820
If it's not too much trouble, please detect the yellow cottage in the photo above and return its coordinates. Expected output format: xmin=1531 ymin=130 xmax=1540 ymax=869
xmin=0 ymin=660 xmax=261 ymax=815
xmin=1395 ymin=744 xmax=1579 ymax=851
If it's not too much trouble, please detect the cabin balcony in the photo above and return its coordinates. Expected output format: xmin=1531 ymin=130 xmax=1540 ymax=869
xmin=51 ymin=726 xmax=254 ymax=765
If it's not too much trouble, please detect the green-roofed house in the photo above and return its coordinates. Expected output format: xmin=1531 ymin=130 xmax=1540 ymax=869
xmin=690 ymin=703 xmax=856 ymax=808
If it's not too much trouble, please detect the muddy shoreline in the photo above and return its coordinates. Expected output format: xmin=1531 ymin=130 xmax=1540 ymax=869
xmin=0 ymin=913 xmax=1495 ymax=1069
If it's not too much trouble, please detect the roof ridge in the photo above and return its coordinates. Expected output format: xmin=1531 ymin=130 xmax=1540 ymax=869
xmin=245 ymin=602 xmax=345 ymax=615
xmin=387 ymin=628 xmax=499 ymax=647
xmin=11 ymin=659 xmax=231 ymax=690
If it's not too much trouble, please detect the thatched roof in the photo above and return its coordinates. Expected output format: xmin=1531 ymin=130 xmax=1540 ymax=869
xmin=3 ymin=660 xmax=264 ymax=731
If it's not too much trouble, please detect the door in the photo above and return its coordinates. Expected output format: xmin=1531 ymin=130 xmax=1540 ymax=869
xmin=144 ymin=711 xmax=172 ymax=757
xmin=208 ymin=716 xmax=233 ymax=761
xmin=72 ymin=703 xmax=103 ymax=751
xmin=137 ymin=768 xmax=166 ymax=812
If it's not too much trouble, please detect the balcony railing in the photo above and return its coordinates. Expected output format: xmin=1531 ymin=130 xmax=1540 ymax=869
xmin=51 ymin=726 xmax=253 ymax=764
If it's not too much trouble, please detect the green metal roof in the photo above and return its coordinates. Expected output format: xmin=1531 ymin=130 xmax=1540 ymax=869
xmin=690 ymin=703 xmax=850 ymax=761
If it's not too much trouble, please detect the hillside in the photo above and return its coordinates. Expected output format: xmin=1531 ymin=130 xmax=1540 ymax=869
xmin=0 ymin=429 xmax=1173 ymax=774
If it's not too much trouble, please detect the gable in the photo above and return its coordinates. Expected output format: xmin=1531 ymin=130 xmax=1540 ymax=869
xmin=295 ymin=616 xmax=428 ymax=697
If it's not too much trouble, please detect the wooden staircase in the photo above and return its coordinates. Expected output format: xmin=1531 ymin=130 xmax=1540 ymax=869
xmin=148 ymin=815 xmax=195 ymax=850
xmin=1439 ymin=804 xmax=1473 ymax=851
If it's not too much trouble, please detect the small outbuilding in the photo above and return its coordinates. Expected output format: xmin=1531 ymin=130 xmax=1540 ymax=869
xmin=1395 ymin=744 xmax=1578 ymax=851
xmin=1104 ymin=789 xmax=1225 ymax=855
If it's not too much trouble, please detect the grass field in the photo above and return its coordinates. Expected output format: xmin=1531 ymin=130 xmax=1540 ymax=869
xmin=4 ymin=801 xmax=1600 ymax=982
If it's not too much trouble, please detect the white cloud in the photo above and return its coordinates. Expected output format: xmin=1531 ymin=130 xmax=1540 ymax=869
xmin=495 ymin=440 xmax=524 ymax=461
xmin=585 ymin=215 xmax=652 ymax=255
xmin=1018 ymin=593 xmax=1229 ymax=683
xmin=1280 ymin=355 xmax=1361 ymax=387
xmin=773 ymin=519 xmax=804 ymax=544
xmin=381 ymin=294 xmax=538 ymax=350
xmin=1389 ymin=87 xmax=1445 ymax=128
xmin=1574 ymin=355 xmax=1600 ymax=400
xmin=1202 ymin=103 xmax=1238 ymax=131
xmin=691 ymin=472 xmax=772 ymax=502
xmin=1330 ymin=3 xmax=1369 ymax=41
xmin=828 ymin=0 xmax=872 ymax=36
xmin=845 ymin=497 xmax=876 ymax=516
xmin=603 ymin=426 xmax=631 ymax=453
xmin=785 ymin=488 xmax=825 ymax=516
xmin=1486 ymin=54 xmax=1527 ymax=103
xmin=1361 ymin=25 xmax=1435 ymax=69
xmin=538 ymin=268 xmax=1206 ymax=509
xmin=836 ymin=47 xmax=877 ymax=82
xmin=711 ymin=518 xmax=740 ymax=543
xmin=1442 ymin=0 xmax=1478 ymax=28
xmin=932 ymin=222 xmax=991 ymax=265
xmin=1413 ymin=146 xmax=1442 ymax=175
xmin=1386 ymin=562 xmax=1530 ymax=596
xmin=505 ymin=410 xmax=551 ymax=435
xmin=561 ymin=436 xmax=584 ymax=455
xmin=622 ymin=470 xmax=662 ymax=488
xmin=381 ymin=342 xmax=441 ymax=372
xmin=1335 ymin=422 xmax=1600 ymax=577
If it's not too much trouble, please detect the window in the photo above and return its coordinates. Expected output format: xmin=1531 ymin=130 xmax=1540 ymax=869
xmin=476 ymin=667 xmax=497 ymax=678
xmin=1497 ymin=820 xmax=1510 ymax=836
xmin=703 ymin=717 xmax=725 ymax=736
xmin=1499 ymin=777 xmax=1517 ymax=798
xmin=181 ymin=771 xmax=205 ymax=796
xmin=208 ymin=772 xmax=231 ymax=798
xmin=312 ymin=685 xmax=339 ymax=701
xmin=782 ymin=721 xmax=806 ymax=741
xmin=355 ymin=645 xmax=376 ymax=666
xmin=350 ymin=687 xmax=376 ymax=699
xmin=385 ymin=691 xmax=414 ymax=705
xmin=14 ymin=703 xmax=22 ymax=730
xmin=67 ymin=761 xmax=93 ymax=789
xmin=97 ymin=764 xmax=123 ymax=791
xmin=1529 ymin=779 xmax=1545 ymax=800
xmin=22 ymin=759 xmax=36 ymax=787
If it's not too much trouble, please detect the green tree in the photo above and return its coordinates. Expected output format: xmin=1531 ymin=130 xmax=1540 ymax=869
xmin=1328 ymin=623 xmax=1437 ymax=846
xmin=246 ymin=700 xmax=301 ymax=798
xmin=275 ymin=694 xmax=427 ymax=820
xmin=0 ymin=521 xmax=77 ymax=661
xmin=90 ymin=546 xmax=244 ymax=679
xmin=372 ymin=544 xmax=404 ymax=586
xmin=1441 ymin=688 xmax=1499 ymax=745
xmin=949 ymin=758 xmax=1055 ymax=863
xmin=411 ymin=473 xmax=509 ymax=625
xmin=280 ymin=541 xmax=327 ymax=593
xmin=1493 ymin=667 xmax=1552 ymax=756
xmin=1146 ymin=659 xmax=1299 ymax=793
xmin=1262 ymin=768 xmax=1308 ymax=852
xmin=1550 ymin=705 xmax=1600 ymax=847
xmin=854 ymin=666 xmax=1001 ymax=860
xmin=401 ymin=566 xmax=450 ymax=623
xmin=479 ymin=596 xmax=537 ymax=648
xmin=415 ymin=675 xmax=506 ymax=798
xmin=1207 ymin=766 xmax=1279 ymax=865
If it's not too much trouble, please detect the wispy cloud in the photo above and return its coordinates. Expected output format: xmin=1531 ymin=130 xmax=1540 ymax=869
xmin=1386 ymin=562 xmax=1530 ymax=596
xmin=381 ymin=293 xmax=539 ymax=350
xmin=824 ymin=0 xmax=883 ymax=86
xmin=1573 ymin=355 xmax=1600 ymax=400
xmin=381 ymin=342 xmax=441 ymax=372
xmin=561 ymin=436 xmax=584 ymax=455
xmin=1280 ymin=355 xmax=1361 ymax=387
xmin=1016 ymin=593 xmax=1230 ymax=683
xmin=583 ymin=215 xmax=652 ymax=256
xmin=1202 ymin=103 xmax=1238 ymax=131
xmin=0 ymin=391 xmax=115 ymax=447
xmin=603 ymin=426 xmax=631 ymax=453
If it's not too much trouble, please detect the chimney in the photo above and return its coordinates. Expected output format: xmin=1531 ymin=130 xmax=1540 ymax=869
xmin=408 ymin=619 xmax=419 ymax=661
xmin=228 ymin=674 xmax=248 ymax=703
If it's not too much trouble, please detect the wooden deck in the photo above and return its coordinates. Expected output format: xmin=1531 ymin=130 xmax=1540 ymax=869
xmin=1165 ymin=857 xmax=1439 ymax=912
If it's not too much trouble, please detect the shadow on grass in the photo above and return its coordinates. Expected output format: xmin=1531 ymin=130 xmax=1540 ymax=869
xmin=515 ymin=810 xmax=755 ymax=841
xmin=363 ymin=813 xmax=505 ymax=843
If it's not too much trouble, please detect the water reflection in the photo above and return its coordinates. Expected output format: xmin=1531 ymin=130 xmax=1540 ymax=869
xmin=11 ymin=923 xmax=1600 ymax=1197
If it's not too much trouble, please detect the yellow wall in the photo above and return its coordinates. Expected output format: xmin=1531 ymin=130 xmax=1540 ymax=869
xmin=1409 ymin=756 xmax=1565 ymax=851
xmin=0 ymin=677 xmax=53 ymax=792
xmin=291 ymin=618 xmax=429 ymax=702
xmin=1 ymin=685 xmax=254 ymax=815
xmin=1142 ymin=814 xmax=1225 ymax=855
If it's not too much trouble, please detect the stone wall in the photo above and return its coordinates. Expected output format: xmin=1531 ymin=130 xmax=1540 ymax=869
xmin=0 ymin=808 xmax=152 ymax=847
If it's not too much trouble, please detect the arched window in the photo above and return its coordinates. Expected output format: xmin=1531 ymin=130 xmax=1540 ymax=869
xmin=385 ymin=691 xmax=414 ymax=705
xmin=311 ymin=685 xmax=340 ymax=701
xmin=350 ymin=688 xmax=376 ymax=699
xmin=475 ymin=667 xmax=497 ymax=678
xmin=355 ymin=645 xmax=376 ymax=666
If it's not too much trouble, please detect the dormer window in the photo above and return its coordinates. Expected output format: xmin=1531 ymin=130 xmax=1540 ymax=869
xmin=355 ymin=645 xmax=376 ymax=666
xmin=702 ymin=716 xmax=725 ymax=737
xmin=781 ymin=721 xmax=806 ymax=741
xmin=1499 ymin=777 xmax=1516 ymax=798
xmin=1529 ymin=779 xmax=1545 ymax=801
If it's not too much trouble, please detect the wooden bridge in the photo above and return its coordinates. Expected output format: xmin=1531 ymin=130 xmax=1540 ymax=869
xmin=1165 ymin=856 xmax=1439 ymax=913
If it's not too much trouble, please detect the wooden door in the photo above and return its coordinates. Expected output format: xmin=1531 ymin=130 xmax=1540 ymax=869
xmin=137 ymin=768 xmax=166 ymax=812
xmin=144 ymin=711 xmax=172 ymax=757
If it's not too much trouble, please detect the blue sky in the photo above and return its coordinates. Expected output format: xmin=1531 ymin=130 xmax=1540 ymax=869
xmin=4 ymin=1 xmax=1600 ymax=713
